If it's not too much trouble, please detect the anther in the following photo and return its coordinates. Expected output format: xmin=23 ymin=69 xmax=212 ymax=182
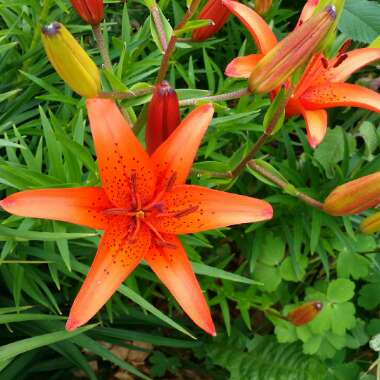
xmin=173 ymin=205 xmax=199 ymax=218
xmin=154 ymin=240 xmax=177 ymax=250
xmin=321 ymin=57 xmax=329 ymax=69
xmin=166 ymin=172 xmax=177 ymax=192
xmin=103 ymin=208 xmax=134 ymax=216
xmin=338 ymin=40 xmax=352 ymax=56
xmin=333 ymin=53 xmax=348 ymax=68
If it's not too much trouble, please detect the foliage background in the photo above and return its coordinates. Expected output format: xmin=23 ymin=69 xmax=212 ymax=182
xmin=0 ymin=0 xmax=380 ymax=379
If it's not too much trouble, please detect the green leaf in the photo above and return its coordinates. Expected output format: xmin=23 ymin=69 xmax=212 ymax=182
xmin=358 ymin=282 xmax=380 ymax=310
xmin=0 ymin=324 xmax=96 ymax=362
xmin=339 ymin=0 xmax=380 ymax=43
xmin=314 ymin=127 xmax=345 ymax=177
xmin=327 ymin=279 xmax=355 ymax=303
xmin=337 ymin=251 xmax=369 ymax=280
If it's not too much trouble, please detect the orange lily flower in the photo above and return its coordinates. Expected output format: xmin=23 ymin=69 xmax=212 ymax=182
xmin=223 ymin=0 xmax=380 ymax=148
xmin=0 ymin=99 xmax=273 ymax=335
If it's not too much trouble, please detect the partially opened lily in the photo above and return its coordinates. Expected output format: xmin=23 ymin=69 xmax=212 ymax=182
xmin=0 ymin=99 xmax=273 ymax=335
xmin=224 ymin=0 xmax=380 ymax=147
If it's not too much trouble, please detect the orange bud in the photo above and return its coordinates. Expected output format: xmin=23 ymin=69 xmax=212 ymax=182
xmin=323 ymin=172 xmax=380 ymax=216
xmin=248 ymin=5 xmax=336 ymax=94
xmin=287 ymin=301 xmax=323 ymax=326
xmin=71 ymin=0 xmax=104 ymax=25
xmin=255 ymin=0 xmax=272 ymax=15
xmin=296 ymin=0 xmax=319 ymax=28
xmin=360 ymin=211 xmax=380 ymax=235
xmin=146 ymin=81 xmax=181 ymax=155
xmin=192 ymin=0 xmax=233 ymax=41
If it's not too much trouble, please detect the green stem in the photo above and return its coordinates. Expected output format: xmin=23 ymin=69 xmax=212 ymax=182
xmin=99 ymin=88 xmax=154 ymax=99
xmin=179 ymin=88 xmax=250 ymax=106
xmin=151 ymin=5 xmax=168 ymax=51
xmin=155 ymin=0 xmax=201 ymax=84
xmin=191 ymin=159 xmax=324 ymax=210
xmin=92 ymin=23 xmax=112 ymax=70
xmin=247 ymin=161 xmax=323 ymax=209
xmin=230 ymin=86 xmax=294 ymax=178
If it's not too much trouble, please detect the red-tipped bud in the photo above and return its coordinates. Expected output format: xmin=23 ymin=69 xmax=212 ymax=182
xmin=323 ymin=172 xmax=380 ymax=216
xmin=146 ymin=81 xmax=181 ymax=155
xmin=192 ymin=0 xmax=233 ymax=42
xmin=71 ymin=0 xmax=104 ymax=25
xmin=255 ymin=0 xmax=273 ymax=15
xmin=287 ymin=301 xmax=323 ymax=326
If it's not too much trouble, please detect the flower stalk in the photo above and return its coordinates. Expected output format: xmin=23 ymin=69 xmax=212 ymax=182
xmin=92 ymin=23 xmax=112 ymax=70
xmin=155 ymin=0 xmax=201 ymax=84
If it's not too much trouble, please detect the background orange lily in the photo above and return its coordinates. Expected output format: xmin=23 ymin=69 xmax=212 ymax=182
xmin=223 ymin=0 xmax=380 ymax=148
xmin=0 ymin=99 xmax=273 ymax=335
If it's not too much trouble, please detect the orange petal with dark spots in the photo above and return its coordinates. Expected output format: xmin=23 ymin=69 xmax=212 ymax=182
xmin=153 ymin=184 xmax=273 ymax=234
xmin=0 ymin=187 xmax=112 ymax=230
xmin=66 ymin=221 xmax=151 ymax=331
xmin=225 ymin=54 xmax=263 ymax=78
xmin=300 ymin=83 xmax=380 ymax=113
xmin=300 ymin=108 xmax=328 ymax=148
xmin=326 ymin=48 xmax=380 ymax=83
xmin=146 ymin=235 xmax=215 ymax=335
xmin=222 ymin=0 xmax=277 ymax=54
xmin=86 ymin=98 xmax=156 ymax=208
xmin=150 ymin=104 xmax=214 ymax=188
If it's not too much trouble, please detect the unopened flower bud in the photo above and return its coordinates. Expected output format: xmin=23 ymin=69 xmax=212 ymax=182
xmin=296 ymin=0 xmax=319 ymax=28
xmin=287 ymin=301 xmax=323 ymax=326
xmin=248 ymin=5 xmax=336 ymax=94
xmin=41 ymin=22 xmax=101 ymax=98
xmin=146 ymin=81 xmax=181 ymax=154
xmin=323 ymin=172 xmax=380 ymax=216
xmin=71 ymin=0 xmax=104 ymax=25
xmin=255 ymin=0 xmax=272 ymax=15
xmin=192 ymin=0 xmax=232 ymax=42
xmin=361 ymin=211 xmax=380 ymax=235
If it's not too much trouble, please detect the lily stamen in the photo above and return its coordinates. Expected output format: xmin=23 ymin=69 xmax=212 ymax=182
xmin=144 ymin=172 xmax=178 ymax=211
xmin=333 ymin=53 xmax=348 ymax=68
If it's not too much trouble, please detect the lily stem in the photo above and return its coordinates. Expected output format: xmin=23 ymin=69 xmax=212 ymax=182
xmin=192 ymin=159 xmax=324 ymax=210
xmin=92 ymin=23 xmax=112 ymax=70
xmin=99 ymin=88 xmax=154 ymax=99
xmin=179 ymin=87 xmax=250 ymax=106
xmin=247 ymin=161 xmax=324 ymax=209
xmin=155 ymin=0 xmax=201 ymax=84
xmin=151 ymin=5 xmax=168 ymax=51
xmin=230 ymin=86 xmax=294 ymax=178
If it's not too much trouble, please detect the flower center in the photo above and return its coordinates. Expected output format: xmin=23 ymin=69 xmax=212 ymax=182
xmin=103 ymin=171 xmax=198 ymax=249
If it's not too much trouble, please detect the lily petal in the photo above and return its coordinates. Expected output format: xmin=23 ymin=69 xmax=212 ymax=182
xmin=151 ymin=104 xmax=214 ymax=188
xmin=0 ymin=187 xmax=112 ymax=229
xmin=86 ymin=98 xmax=156 ymax=208
xmin=301 ymin=108 xmax=328 ymax=148
xmin=326 ymin=48 xmax=380 ymax=83
xmin=153 ymin=184 xmax=273 ymax=234
xmin=66 ymin=221 xmax=151 ymax=331
xmin=146 ymin=235 xmax=215 ymax=335
xmin=222 ymin=0 xmax=277 ymax=54
xmin=225 ymin=54 xmax=263 ymax=78
xmin=300 ymin=83 xmax=380 ymax=113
